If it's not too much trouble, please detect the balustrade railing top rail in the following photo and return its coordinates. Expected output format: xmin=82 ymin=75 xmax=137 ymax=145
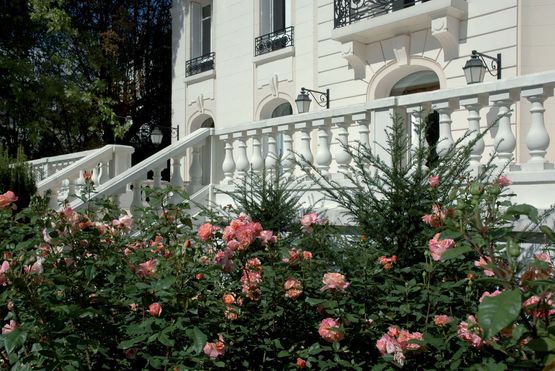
xmin=334 ymin=0 xmax=432 ymax=29
xmin=29 ymin=148 xmax=97 ymax=182
xmin=69 ymin=128 xmax=213 ymax=211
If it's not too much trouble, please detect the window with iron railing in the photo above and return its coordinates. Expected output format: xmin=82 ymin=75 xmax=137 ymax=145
xmin=254 ymin=26 xmax=294 ymax=56
xmin=334 ymin=0 xmax=431 ymax=29
xmin=185 ymin=52 xmax=215 ymax=77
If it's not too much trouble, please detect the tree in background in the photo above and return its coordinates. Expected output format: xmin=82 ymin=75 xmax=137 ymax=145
xmin=0 ymin=0 xmax=172 ymax=160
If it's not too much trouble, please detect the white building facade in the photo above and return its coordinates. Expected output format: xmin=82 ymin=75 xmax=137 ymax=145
xmin=171 ymin=0 xmax=555 ymax=161
xmin=33 ymin=0 xmax=555 ymax=215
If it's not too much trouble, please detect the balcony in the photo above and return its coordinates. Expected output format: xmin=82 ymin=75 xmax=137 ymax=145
xmin=254 ymin=26 xmax=294 ymax=57
xmin=185 ymin=52 xmax=215 ymax=78
xmin=331 ymin=0 xmax=467 ymax=45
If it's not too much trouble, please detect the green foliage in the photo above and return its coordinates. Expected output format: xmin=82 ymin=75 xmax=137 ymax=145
xmin=218 ymin=164 xmax=307 ymax=235
xmin=0 ymin=0 xmax=172 ymax=159
xmin=299 ymin=113 xmax=481 ymax=264
xmin=0 ymin=147 xmax=37 ymax=210
xmin=0 ymin=115 xmax=554 ymax=369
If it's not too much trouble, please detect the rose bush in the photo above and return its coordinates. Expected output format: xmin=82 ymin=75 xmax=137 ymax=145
xmin=0 ymin=118 xmax=554 ymax=369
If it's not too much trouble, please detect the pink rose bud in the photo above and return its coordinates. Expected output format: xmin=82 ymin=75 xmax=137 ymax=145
xmin=148 ymin=302 xmax=162 ymax=317
xmin=428 ymin=175 xmax=440 ymax=188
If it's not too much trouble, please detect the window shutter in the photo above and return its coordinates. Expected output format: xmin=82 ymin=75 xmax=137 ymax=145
xmin=190 ymin=2 xmax=202 ymax=58
xmin=260 ymin=0 xmax=272 ymax=35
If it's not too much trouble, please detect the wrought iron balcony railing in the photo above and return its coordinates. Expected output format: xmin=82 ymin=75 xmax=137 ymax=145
xmin=185 ymin=52 xmax=215 ymax=77
xmin=254 ymin=26 xmax=294 ymax=57
xmin=334 ymin=0 xmax=431 ymax=29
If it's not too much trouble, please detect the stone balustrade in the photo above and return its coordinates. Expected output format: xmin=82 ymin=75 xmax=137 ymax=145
xmin=28 ymin=149 xmax=97 ymax=182
xmin=68 ymin=129 xmax=213 ymax=214
xmin=58 ymin=69 xmax=555 ymax=214
xmin=36 ymin=145 xmax=134 ymax=209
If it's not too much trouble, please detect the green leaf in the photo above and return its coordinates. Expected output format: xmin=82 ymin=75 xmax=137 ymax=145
xmin=440 ymin=245 xmax=472 ymax=261
xmin=305 ymin=297 xmax=326 ymax=306
xmin=3 ymin=328 xmax=27 ymax=355
xmin=158 ymin=332 xmax=175 ymax=347
xmin=505 ymin=204 xmax=539 ymax=223
xmin=118 ymin=334 xmax=147 ymax=349
xmin=187 ymin=327 xmax=207 ymax=354
xmin=477 ymin=289 xmax=522 ymax=339
xmin=540 ymin=225 xmax=555 ymax=244
xmin=277 ymin=350 xmax=290 ymax=357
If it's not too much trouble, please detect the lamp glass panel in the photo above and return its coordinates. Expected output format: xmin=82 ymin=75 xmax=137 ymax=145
xmin=151 ymin=127 xmax=163 ymax=145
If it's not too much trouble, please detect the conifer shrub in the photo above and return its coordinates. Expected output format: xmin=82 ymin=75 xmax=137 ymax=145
xmin=0 ymin=147 xmax=36 ymax=210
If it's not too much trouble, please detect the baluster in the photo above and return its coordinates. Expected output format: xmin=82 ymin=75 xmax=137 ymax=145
xmin=405 ymin=105 xmax=428 ymax=172
xmin=170 ymin=156 xmax=184 ymax=203
xmin=221 ymin=135 xmax=236 ymax=184
xmin=490 ymin=92 xmax=516 ymax=169
xmin=279 ymin=125 xmax=294 ymax=176
xmin=99 ymin=160 xmax=110 ymax=184
xmin=153 ymin=168 xmax=162 ymax=188
xmin=47 ymin=185 xmax=61 ymax=209
xmin=263 ymin=129 xmax=278 ymax=171
xmin=189 ymin=145 xmax=203 ymax=192
xmin=91 ymin=165 xmax=101 ymax=185
xmin=234 ymin=134 xmax=249 ymax=178
xmin=314 ymin=119 xmax=332 ymax=177
xmin=130 ymin=180 xmax=143 ymax=214
xmin=354 ymin=113 xmax=370 ymax=149
xmin=295 ymin=122 xmax=313 ymax=166
xmin=332 ymin=116 xmax=352 ymax=176
xmin=434 ymin=101 xmax=455 ymax=158
xmin=460 ymin=97 xmax=486 ymax=175
xmin=521 ymin=87 xmax=553 ymax=170
xmin=248 ymin=130 xmax=264 ymax=173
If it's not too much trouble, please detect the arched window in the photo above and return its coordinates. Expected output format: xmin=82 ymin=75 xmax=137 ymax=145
xmin=271 ymin=102 xmax=293 ymax=118
xmin=269 ymin=102 xmax=292 ymax=156
xmin=390 ymin=71 xmax=440 ymax=167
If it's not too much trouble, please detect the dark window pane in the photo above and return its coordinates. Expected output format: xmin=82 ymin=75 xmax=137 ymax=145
xmin=202 ymin=18 xmax=211 ymax=55
xmin=273 ymin=0 xmax=285 ymax=31
xmin=202 ymin=5 xmax=211 ymax=18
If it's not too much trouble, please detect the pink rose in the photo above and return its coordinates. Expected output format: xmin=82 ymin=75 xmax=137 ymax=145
xmin=258 ymin=230 xmax=277 ymax=246
xmin=523 ymin=294 xmax=555 ymax=318
xmin=479 ymin=289 xmax=503 ymax=302
xmin=197 ymin=223 xmax=220 ymax=241
xmin=137 ymin=259 xmax=157 ymax=278
xmin=2 ymin=320 xmax=18 ymax=335
xmin=296 ymin=358 xmax=307 ymax=368
xmin=303 ymin=251 xmax=313 ymax=260
xmin=0 ymin=261 xmax=10 ymax=286
xmin=300 ymin=212 xmax=327 ymax=233
xmin=318 ymin=318 xmax=344 ymax=343
xmin=428 ymin=233 xmax=455 ymax=261
xmin=457 ymin=315 xmax=483 ymax=348
xmin=434 ymin=315 xmax=453 ymax=326
xmin=376 ymin=334 xmax=398 ymax=355
xmin=203 ymin=335 xmax=225 ymax=359
xmin=428 ymin=175 xmax=440 ymax=188
xmin=378 ymin=255 xmax=397 ymax=270
xmin=321 ymin=272 xmax=349 ymax=292
xmin=112 ymin=215 xmax=133 ymax=230
xmin=284 ymin=278 xmax=303 ymax=299
xmin=397 ymin=330 xmax=423 ymax=351
xmin=0 ymin=191 xmax=18 ymax=209
xmin=474 ymin=256 xmax=495 ymax=277
xmin=497 ymin=175 xmax=512 ymax=188
xmin=148 ymin=302 xmax=162 ymax=317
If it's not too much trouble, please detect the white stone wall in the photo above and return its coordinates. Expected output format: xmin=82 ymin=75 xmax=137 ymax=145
xmin=171 ymin=0 xmax=555 ymax=169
